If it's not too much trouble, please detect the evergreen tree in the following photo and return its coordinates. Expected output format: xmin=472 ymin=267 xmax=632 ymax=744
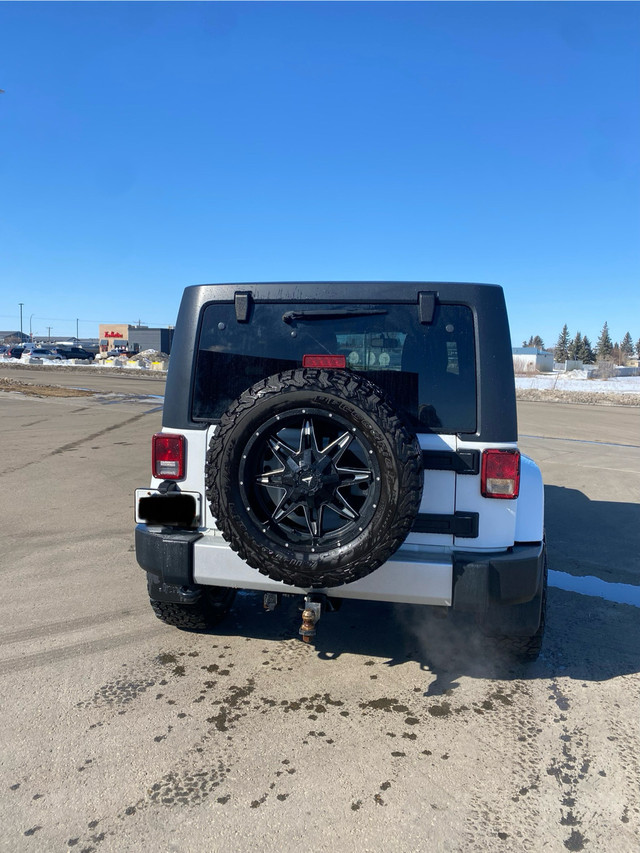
xmin=636 ymin=338 xmax=640 ymax=359
xmin=581 ymin=335 xmax=595 ymax=364
xmin=596 ymin=321 xmax=613 ymax=360
xmin=620 ymin=332 xmax=634 ymax=363
xmin=554 ymin=324 xmax=570 ymax=361
xmin=567 ymin=330 xmax=581 ymax=360
xmin=522 ymin=334 xmax=544 ymax=349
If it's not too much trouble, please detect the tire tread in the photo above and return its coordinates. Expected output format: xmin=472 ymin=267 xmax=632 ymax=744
xmin=149 ymin=589 xmax=235 ymax=632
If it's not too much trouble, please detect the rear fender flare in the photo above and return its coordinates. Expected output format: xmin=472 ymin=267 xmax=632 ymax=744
xmin=514 ymin=454 xmax=544 ymax=543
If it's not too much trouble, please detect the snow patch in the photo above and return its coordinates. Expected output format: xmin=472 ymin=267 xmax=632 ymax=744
xmin=515 ymin=375 xmax=640 ymax=394
xmin=549 ymin=570 xmax=640 ymax=608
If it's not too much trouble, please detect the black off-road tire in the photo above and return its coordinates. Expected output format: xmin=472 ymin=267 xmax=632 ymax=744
xmin=150 ymin=587 xmax=236 ymax=632
xmin=205 ymin=368 xmax=423 ymax=589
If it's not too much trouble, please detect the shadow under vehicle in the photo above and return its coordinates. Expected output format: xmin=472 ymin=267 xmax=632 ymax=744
xmin=192 ymin=486 xmax=640 ymax=694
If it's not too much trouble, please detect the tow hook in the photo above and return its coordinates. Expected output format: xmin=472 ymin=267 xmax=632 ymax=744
xmin=299 ymin=596 xmax=323 ymax=643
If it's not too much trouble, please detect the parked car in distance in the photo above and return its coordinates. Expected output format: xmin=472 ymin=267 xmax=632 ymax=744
xmin=20 ymin=344 xmax=49 ymax=357
xmin=106 ymin=348 xmax=139 ymax=358
xmin=55 ymin=346 xmax=95 ymax=361
xmin=22 ymin=347 xmax=65 ymax=361
xmin=6 ymin=346 xmax=25 ymax=359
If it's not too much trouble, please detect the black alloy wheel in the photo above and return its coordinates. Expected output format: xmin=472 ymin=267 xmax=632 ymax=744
xmin=238 ymin=407 xmax=381 ymax=552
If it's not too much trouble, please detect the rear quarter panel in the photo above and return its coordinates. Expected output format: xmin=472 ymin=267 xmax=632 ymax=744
xmin=514 ymin=454 xmax=544 ymax=543
xmin=454 ymin=439 xmax=519 ymax=549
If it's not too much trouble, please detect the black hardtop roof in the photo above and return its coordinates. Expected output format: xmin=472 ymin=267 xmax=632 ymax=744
xmin=185 ymin=280 xmax=502 ymax=304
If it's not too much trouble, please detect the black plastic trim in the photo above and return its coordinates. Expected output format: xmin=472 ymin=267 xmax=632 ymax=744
xmin=453 ymin=539 xmax=544 ymax=605
xmin=452 ymin=542 xmax=546 ymax=636
xmin=418 ymin=291 xmax=436 ymax=324
xmin=135 ymin=525 xmax=202 ymax=587
xmin=422 ymin=449 xmax=480 ymax=475
xmin=234 ymin=291 xmax=252 ymax=323
xmin=412 ymin=512 xmax=479 ymax=538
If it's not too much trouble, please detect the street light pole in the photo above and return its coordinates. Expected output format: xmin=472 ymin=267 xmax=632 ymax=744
xmin=76 ymin=318 xmax=79 ymax=341
xmin=19 ymin=303 xmax=23 ymax=341
xmin=29 ymin=314 xmax=34 ymax=341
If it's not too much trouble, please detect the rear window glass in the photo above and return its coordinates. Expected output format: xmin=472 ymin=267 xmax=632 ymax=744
xmin=193 ymin=302 xmax=476 ymax=433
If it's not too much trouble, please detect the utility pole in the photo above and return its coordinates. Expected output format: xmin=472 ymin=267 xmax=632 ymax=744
xmin=47 ymin=326 xmax=52 ymax=339
xmin=76 ymin=318 xmax=79 ymax=340
xmin=19 ymin=303 xmax=23 ymax=341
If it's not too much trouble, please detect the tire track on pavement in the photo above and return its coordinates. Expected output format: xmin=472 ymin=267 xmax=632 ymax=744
xmin=0 ymin=626 xmax=166 ymax=674
xmin=0 ymin=606 xmax=150 ymax=646
xmin=0 ymin=410 xmax=157 ymax=478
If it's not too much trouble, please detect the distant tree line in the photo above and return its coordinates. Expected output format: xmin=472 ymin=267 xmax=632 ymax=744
xmin=523 ymin=323 xmax=639 ymax=366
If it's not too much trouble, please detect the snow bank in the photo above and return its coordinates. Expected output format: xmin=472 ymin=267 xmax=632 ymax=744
xmin=515 ymin=374 xmax=640 ymax=394
xmin=0 ymin=353 xmax=168 ymax=371
xmin=74 ymin=349 xmax=169 ymax=370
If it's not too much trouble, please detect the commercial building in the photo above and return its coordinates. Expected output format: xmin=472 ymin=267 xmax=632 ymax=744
xmin=0 ymin=330 xmax=29 ymax=343
xmin=512 ymin=347 xmax=554 ymax=373
xmin=99 ymin=324 xmax=174 ymax=354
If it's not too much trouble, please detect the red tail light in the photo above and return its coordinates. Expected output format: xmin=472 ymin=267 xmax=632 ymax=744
xmin=302 ymin=354 xmax=347 ymax=368
xmin=152 ymin=433 xmax=185 ymax=480
xmin=481 ymin=449 xmax=520 ymax=499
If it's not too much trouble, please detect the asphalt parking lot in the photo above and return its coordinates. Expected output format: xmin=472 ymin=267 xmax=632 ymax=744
xmin=0 ymin=366 xmax=639 ymax=852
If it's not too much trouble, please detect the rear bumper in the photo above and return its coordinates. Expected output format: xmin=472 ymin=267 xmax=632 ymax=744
xmin=453 ymin=542 xmax=545 ymax=609
xmin=135 ymin=525 xmax=202 ymax=586
xmin=135 ymin=525 xmax=544 ymax=618
xmin=453 ymin=542 xmax=546 ymax=636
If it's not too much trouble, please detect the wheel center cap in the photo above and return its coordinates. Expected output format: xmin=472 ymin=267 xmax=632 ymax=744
xmin=301 ymin=471 xmax=322 ymax=493
xmin=294 ymin=451 xmax=333 ymax=492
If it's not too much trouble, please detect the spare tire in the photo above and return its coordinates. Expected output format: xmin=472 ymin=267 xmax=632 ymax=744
xmin=205 ymin=369 xmax=423 ymax=589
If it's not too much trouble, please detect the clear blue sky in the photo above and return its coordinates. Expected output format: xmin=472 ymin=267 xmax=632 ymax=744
xmin=1 ymin=1 xmax=638 ymax=347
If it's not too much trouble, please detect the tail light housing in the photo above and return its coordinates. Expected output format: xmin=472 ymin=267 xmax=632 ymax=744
xmin=152 ymin=433 xmax=185 ymax=480
xmin=481 ymin=449 xmax=520 ymax=499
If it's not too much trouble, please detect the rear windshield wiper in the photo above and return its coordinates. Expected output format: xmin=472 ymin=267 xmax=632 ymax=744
xmin=282 ymin=308 xmax=388 ymax=324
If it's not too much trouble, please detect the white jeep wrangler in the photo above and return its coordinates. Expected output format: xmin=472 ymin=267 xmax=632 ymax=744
xmin=135 ymin=282 xmax=546 ymax=660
